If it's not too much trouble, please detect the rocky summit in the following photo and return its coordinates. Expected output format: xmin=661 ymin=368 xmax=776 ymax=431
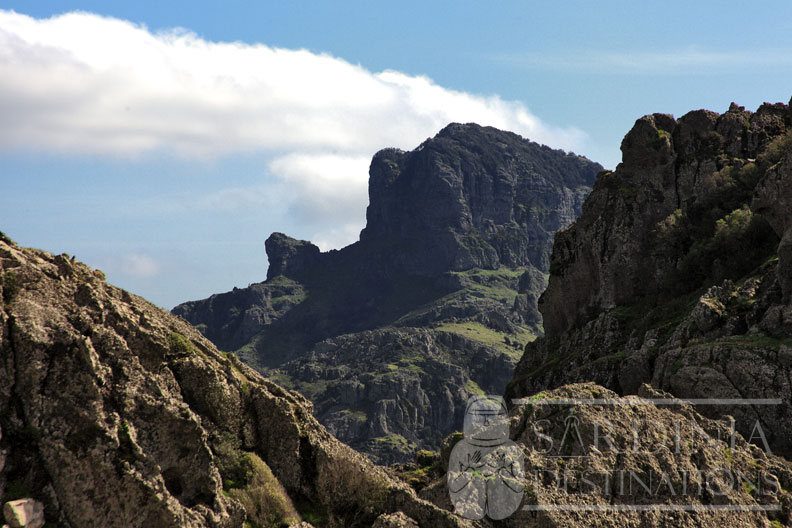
xmin=173 ymin=123 xmax=602 ymax=463
xmin=0 ymin=234 xmax=470 ymax=528
xmin=506 ymin=100 xmax=792 ymax=457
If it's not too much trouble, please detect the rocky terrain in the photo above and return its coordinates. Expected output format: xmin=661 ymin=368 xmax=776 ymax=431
xmin=506 ymin=100 xmax=792 ymax=457
xmin=410 ymin=383 xmax=792 ymax=527
xmin=174 ymin=123 xmax=602 ymax=463
xmin=0 ymin=234 xmax=472 ymax=528
xmin=5 ymin=234 xmax=789 ymax=527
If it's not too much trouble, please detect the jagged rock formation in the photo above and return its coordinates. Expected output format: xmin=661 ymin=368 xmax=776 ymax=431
xmin=0 ymin=234 xmax=472 ymax=528
xmin=413 ymin=383 xmax=792 ymax=527
xmin=173 ymin=123 xmax=602 ymax=463
xmin=507 ymin=100 xmax=792 ymax=457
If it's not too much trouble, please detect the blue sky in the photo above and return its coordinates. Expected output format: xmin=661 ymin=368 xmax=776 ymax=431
xmin=1 ymin=1 xmax=791 ymax=309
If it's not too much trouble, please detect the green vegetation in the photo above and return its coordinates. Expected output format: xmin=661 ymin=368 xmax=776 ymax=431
xmin=0 ymin=231 xmax=16 ymax=245
xmin=3 ymin=478 xmax=31 ymax=501
xmin=449 ymin=266 xmax=526 ymax=304
xmin=757 ymin=130 xmax=792 ymax=170
xmin=436 ymin=320 xmax=535 ymax=359
xmin=464 ymin=379 xmax=485 ymax=395
xmin=686 ymin=333 xmax=792 ymax=352
xmin=336 ymin=409 xmax=367 ymax=421
xmin=214 ymin=433 xmax=301 ymax=527
xmin=266 ymin=275 xmax=308 ymax=307
xmin=654 ymin=151 xmax=779 ymax=298
xmin=117 ymin=421 xmax=137 ymax=464
xmin=167 ymin=331 xmax=198 ymax=355
xmin=372 ymin=433 xmax=414 ymax=449
xmin=295 ymin=501 xmax=330 ymax=527
xmin=651 ymin=128 xmax=672 ymax=150
xmin=228 ymin=452 xmax=300 ymax=527
xmin=2 ymin=271 xmax=20 ymax=303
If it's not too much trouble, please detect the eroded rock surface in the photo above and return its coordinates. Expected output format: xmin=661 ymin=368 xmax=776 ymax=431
xmin=0 ymin=235 xmax=469 ymax=528
xmin=507 ymin=100 xmax=792 ymax=457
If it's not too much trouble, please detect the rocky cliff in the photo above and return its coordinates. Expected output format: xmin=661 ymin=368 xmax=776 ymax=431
xmin=0 ymin=234 xmax=472 ymax=528
xmin=507 ymin=100 xmax=792 ymax=457
xmin=173 ymin=123 xmax=602 ymax=462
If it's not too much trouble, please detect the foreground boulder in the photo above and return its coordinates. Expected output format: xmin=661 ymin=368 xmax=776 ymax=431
xmin=0 ymin=234 xmax=469 ymax=528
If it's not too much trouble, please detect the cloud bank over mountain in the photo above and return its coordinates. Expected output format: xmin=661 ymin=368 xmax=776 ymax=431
xmin=0 ymin=10 xmax=585 ymax=159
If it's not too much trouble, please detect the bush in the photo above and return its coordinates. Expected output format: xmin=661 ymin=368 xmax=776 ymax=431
xmin=167 ymin=331 xmax=196 ymax=354
xmin=2 ymin=271 xmax=20 ymax=303
xmin=227 ymin=452 xmax=300 ymax=527
xmin=213 ymin=434 xmax=300 ymax=527
xmin=758 ymin=130 xmax=792 ymax=170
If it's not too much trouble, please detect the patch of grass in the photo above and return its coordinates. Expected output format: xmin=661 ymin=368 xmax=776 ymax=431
xmin=372 ymin=433 xmax=412 ymax=448
xmin=336 ymin=409 xmax=367 ymax=421
xmin=464 ymin=379 xmax=485 ymax=395
xmin=592 ymin=350 xmax=629 ymax=364
xmin=448 ymin=267 xmax=525 ymax=304
xmin=436 ymin=321 xmax=534 ymax=359
xmin=690 ymin=333 xmax=792 ymax=351
xmin=289 ymin=377 xmax=329 ymax=400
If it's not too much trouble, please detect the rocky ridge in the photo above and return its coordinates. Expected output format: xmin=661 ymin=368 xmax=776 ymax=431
xmin=506 ymin=100 xmax=792 ymax=457
xmin=174 ymin=123 xmax=602 ymax=463
xmin=0 ymin=234 xmax=471 ymax=528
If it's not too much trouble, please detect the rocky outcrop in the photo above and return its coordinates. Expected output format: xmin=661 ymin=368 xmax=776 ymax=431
xmin=0 ymin=235 xmax=470 ymax=528
xmin=3 ymin=498 xmax=44 ymax=528
xmin=417 ymin=383 xmax=792 ymax=527
xmin=173 ymin=123 xmax=601 ymax=463
xmin=265 ymin=233 xmax=322 ymax=281
xmin=507 ymin=100 xmax=792 ymax=457
xmin=540 ymin=101 xmax=790 ymax=337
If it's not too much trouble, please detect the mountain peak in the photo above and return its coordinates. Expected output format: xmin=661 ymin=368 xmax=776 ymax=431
xmin=359 ymin=123 xmax=602 ymax=274
xmin=264 ymin=232 xmax=320 ymax=281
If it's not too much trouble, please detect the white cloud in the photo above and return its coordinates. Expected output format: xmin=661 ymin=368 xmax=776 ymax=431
xmin=0 ymin=9 xmax=585 ymax=157
xmin=0 ymin=9 xmax=588 ymax=250
xmin=107 ymin=253 xmax=160 ymax=278
xmin=269 ymin=153 xmax=370 ymax=225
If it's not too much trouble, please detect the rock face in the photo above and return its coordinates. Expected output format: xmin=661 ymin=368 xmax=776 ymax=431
xmin=174 ymin=123 xmax=602 ymax=463
xmin=507 ymin=100 xmax=792 ymax=457
xmin=417 ymin=383 xmax=792 ymax=527
xmin=0 ymin=235 xmax=471 ymax=528
xmin=359 ymin=123 xmax=598 ymax=275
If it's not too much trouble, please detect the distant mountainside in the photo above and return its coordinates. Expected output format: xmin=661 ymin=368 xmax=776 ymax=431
xmin=506 ymin=100 xmax=792 ymax=456
xmin=173 ymin=123 xmax=602 ymax=462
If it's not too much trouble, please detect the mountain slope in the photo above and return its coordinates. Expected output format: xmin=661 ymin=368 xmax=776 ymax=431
xmin=506 ymin=100 xmax=792 ymax=455
xmin=0 ymin=233 xmax=470 ymax=528
xmin=174 ymin=123 xmax=603 ymax=462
